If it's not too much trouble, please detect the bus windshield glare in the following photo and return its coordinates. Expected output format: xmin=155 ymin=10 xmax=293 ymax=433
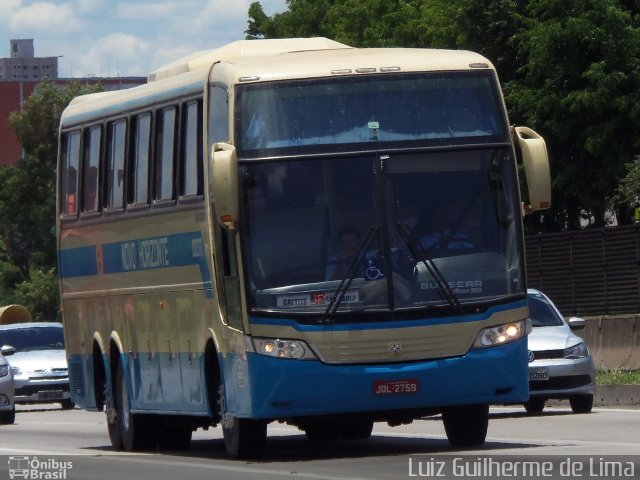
xmin=236 ymin=71 xmax=508 ymax=156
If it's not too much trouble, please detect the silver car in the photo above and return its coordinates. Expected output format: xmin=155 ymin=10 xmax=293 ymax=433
xmin=0 ymin=322 xmax=73 ymax=409
xmin=525 ymin=289 xmax=596 ymax=414
xmin=0 ymin=345 xmax=15 ymax=424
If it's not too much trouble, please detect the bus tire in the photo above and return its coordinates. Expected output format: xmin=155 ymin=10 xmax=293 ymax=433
xmin=106 ymin=379 xmax=123 ymax=451
xmin=222 ymin=417 xmax=267 ymax=458
xmin=442 ymin=404 xmax=488 ymax=448
xmin=116 ymin=361 xmax=157 ymax=451
xmin=218 ymin=381 xmax=266 ymax=457
xmin=341 ymin=419 xmax=374 ymax=440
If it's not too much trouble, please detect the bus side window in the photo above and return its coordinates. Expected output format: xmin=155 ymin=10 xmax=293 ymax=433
xmin=129 ymin=112 xmax=152 ymax=206
xmin=82 ymin=125 xmax=102 ymax=214
xmin=209 ymin=85 xmax=229 ymax=144
xmin=180 ymin=100 xmax=203 ymax=197
xmin=219 ymin=226 xmax=243 ymax=331
xmin=61 ymin=131 xmax=81 ymax=216
xmin=105 ymin=119 xmax=126 ymax=210
xmin=155 ymin=106 xmax=177 ymax=202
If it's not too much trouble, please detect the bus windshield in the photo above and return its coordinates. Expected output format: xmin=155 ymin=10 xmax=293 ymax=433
xmin=236 ymin=71 xmax=507 ymax=157
xmin=239 ymin=147 xmax=524 ymax=318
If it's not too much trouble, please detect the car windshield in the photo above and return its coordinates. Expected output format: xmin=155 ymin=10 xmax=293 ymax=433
xmin=0 ymin=326 xmax=65 ymax=352
xmin=239 ymin=147 xmax=524 ymax=319
xmin=528 ymin=294 xmax=565 ymax=327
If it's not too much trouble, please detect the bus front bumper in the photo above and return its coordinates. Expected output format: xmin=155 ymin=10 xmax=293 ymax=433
xmin=222 ymin=337 xmax=529 ymax=419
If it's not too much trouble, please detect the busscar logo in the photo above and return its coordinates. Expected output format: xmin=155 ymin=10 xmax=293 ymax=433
xmin=8 ymin=456 xmax=73 ymax=480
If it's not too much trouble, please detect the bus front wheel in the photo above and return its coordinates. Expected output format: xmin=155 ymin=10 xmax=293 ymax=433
xmin=222 ymin=417 xmax=267 ymax=458
xmin=442 ymin=404 xmax=489 ymax=448
xmin=218 ymin=382 xmax=267 ymax=457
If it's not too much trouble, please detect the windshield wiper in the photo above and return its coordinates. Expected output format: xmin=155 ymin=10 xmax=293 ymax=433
xmin=323 ymin=225 xmax=379 ymax=322
xmin=396 ymin=221 xmax=460 ymax=310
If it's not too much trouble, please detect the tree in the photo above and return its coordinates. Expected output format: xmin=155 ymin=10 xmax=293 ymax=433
xmin=506 ymin=0 xmax=640 ymax=230
xmin=246 ymin=0 xmax=640 ymax=232
xmin=0 ymin=80 xmax=101 ymax=320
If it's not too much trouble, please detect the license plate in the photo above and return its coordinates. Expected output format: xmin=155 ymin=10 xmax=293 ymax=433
xmin=529 ymin=368 xmax=549 ymax=381
xmin=38 ymin=391 xmax=64 ymax=401
xmin=373 ymin=379 xmax=419 ymax=395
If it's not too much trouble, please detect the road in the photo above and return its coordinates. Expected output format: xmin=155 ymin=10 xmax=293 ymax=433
xmin=0 ymin=404 xmax=638 ymax=480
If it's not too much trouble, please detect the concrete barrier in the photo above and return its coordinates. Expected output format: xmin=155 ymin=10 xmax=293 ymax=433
xmin=575 ymin=316 xmax=640 ymax=370
xmin=594 ymin=385 xmax=640 ymax=407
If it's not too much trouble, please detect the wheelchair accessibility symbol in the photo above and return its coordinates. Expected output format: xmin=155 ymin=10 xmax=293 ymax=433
xmin=364 ymin=259 xmax=384 ymax=281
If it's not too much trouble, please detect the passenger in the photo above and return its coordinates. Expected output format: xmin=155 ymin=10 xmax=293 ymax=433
xmin=325 ymin=226 xmax=361 ymax=280
xmin=419 ymin=205 xmax=473 ymax=250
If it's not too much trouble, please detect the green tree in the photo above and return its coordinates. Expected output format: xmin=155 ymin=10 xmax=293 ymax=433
xmin=0 ymin=80 xmax=101 ymax=320
xmin=614 ymin=155 xmax=640 ymax=208
xmin=507 ymin=0 xmax=640 ymax=230
xmin=247 ymin=0 xmax=640 ymax=232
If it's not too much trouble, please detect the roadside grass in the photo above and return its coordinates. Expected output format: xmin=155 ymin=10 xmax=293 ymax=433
xmin=596 ymin=367 xmax=640 ymax=385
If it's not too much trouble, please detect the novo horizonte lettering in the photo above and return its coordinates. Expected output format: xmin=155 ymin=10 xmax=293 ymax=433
xmin=121 ymin=237 xmax=170 ymax=271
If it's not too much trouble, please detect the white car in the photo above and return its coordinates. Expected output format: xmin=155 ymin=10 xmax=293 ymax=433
xmin=0 ymin=322 xmax=73 ymax=409
xmin=0 ymin=345 xmax=15 ymax=424
xmin=525 ymin=289 xmax=596 ymax=414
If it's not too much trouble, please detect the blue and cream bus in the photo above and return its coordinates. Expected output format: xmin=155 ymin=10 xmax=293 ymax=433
xmin=57 ymin=38 xmax=550 ymax=457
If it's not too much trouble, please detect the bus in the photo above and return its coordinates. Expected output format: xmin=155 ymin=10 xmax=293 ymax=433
xmin=56 ymin=38 xmax=551 ymax=457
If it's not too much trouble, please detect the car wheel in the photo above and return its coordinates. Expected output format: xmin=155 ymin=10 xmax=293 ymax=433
xmin=524 ymin=398 xmax=545 ymax=414
xmin=442 ymin=404 xmax=488 ymax=447
xmin=60 ymin=399 xmax=75 ymax=410
xmin=0 ymin=405 xmax=15 ymax=425
xmin=570 ymin=394 xmax=593 ymax=414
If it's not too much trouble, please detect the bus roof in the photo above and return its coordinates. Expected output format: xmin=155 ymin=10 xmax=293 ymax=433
xmin=60 ymin=39 xmax=495 ymax=128
xmin=213 ymin=47 xmax=495 ymax=86
xmin=148 ymin=37 xmax=350 ymax=82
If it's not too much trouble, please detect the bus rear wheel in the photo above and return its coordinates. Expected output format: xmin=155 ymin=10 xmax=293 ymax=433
xmin=115 ymin=361 xmax=157 ymax=452
xmin=442 ymin=404 xmax=488 ymax=448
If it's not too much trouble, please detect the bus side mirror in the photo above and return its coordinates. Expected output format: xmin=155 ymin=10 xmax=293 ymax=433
xmin=212 ymin=142 xmax=239 ymax=230
xmin=515 ymin=127 xmax=551 ymax=214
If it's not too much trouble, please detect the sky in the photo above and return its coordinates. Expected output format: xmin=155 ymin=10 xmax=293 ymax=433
xmin=0 ymin=0 xmax=287 ymax=78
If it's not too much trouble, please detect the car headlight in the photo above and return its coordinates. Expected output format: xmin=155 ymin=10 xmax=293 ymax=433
xmin=0 ymin=364 xmax=8 ymax=378
xmin=10 ymin=366 xmax=21 ymax=376
xmin=473 ymin=319 xmax=530 ymax=349
xmin=564 ymin=342 xmax=589 ymax=359
xmin=251 ymin=337 xmax=317 ymax=360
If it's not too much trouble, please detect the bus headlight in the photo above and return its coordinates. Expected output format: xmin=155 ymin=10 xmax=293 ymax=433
xmin=251 ymin=337 xmax=317 ymax=360
xmin=472 ymin=319 xmax=529 ymax=349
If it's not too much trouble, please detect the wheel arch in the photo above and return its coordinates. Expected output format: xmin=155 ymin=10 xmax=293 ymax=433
xmin=92 ymin=332 xmax=108 ymax=410
xmin=204 ymin=328 xmax=222 ymax=422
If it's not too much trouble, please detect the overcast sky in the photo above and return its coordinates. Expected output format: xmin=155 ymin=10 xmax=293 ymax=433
xmin=0 ymin=0 xmax=287 ymax=78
